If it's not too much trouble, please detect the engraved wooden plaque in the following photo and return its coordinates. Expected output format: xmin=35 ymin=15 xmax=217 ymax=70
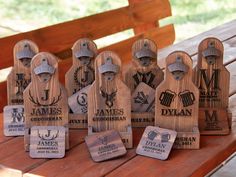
xmin=136 ymin=126 xmax=177 ymax=160
xmin=7 ymin=39 xmax=38 ymax=105
xmin=3 ymin=105 xmax=25 ymax=136
xmin=155 ymin=51 xmax=200 ymax=149
xmin=30 ymin=126 xmax=65 ymax=158
xmin=193 ymin=37 xmax=230 ymax=135
xmin=124 ymin=38 xmax=163 ymax=127
xmin=23 ymin=52 xmax=69 ymax=151
xmin=88 ymin=51 xmax=132 ymax=148
xmin=65 ymin=38 xmax=97 ymax=129
xmin=85 ymin=130 xmax=127 ymax=162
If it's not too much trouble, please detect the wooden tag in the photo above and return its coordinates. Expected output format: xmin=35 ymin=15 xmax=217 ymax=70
xmin=87 ymin=51 xmax=132 ymax=148
xmin=65 ymin=38 xmax=97 ymax=97
xmin=23 ymin=52 xmax=69 ymax=151
xmin=68 ymin=85 xmax=90 ymax=114
xmin=30 ymin=126 xmax=65 ymax=158
xmin=3 ymin=105 xmax=25 ymax=136
xmin=155 ymin=51 xmax=200 ymax=149
xmin=193 ymin=37 xmax=230 ymax=135
xmin=7 ymin=40 xmax=38 ymax=105
xmin=124 ymin=38 xmax=164 ymax=93
xmin=131 ymin=82 xmax=155 ymax=112
xmin=199 ymin=108 xmax=230 ymax=134
xmin=85 ymin=130 xmax=127 ymax=162
xmin=136 ymin=126 xmax=177 ymax=160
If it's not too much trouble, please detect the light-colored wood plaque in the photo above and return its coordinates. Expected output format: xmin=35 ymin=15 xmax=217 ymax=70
xmin=85 ymin=129 xmax=127 ymax=162
xmin=124 ymin=38 xmax=163 ymax=127
xmin=65 ymin=38 xmax=97 ymax=96
xmin=88 ymin=51 xmax=132 ymax=148
xmin=30 ymin=126 xmax=65 ymax=158
xmin=7 ymin=39 xmax=38 ymax=106
xmin=155 ymin=51 xmax=200 ymax=149
xmin=136 ymin=126 xmax=177 ymax=160
xmin=3 ymin=105 xmax=25 ymax=136
xmin=23 ymin=52 xmax=69 ymax=151
xmin=193 ymin=37 xmax=230 ymax=135
xmin=65 ymin=38 xmax=97 ymax=129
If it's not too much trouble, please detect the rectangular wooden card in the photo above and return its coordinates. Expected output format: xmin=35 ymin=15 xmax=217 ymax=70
xmin=131 ymin=112 xmax=154 ymax=127
xmin=173 ymin=127 xmax=200 ymax=149
xmin=68 ymin=85 xmax=90 ymax=114
xmin=69 ymin=114 xmax=87 ymax=129
xmin=30 ymin=126 xmax=65 ymax=158
xmin=136 ymin=126 xmax=177 ymax=160
xmin=3 ymin=105 xmax=25 ymax=136
xmin=199 ymin=108 xmax=230 ymax=135
xmin=131 ymin=82 xmax=155 ymax=112
xmin=85 ymin=129 xmax=127 ymax=162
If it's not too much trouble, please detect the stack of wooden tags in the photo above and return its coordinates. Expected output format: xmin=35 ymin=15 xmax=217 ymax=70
xmin=66 ymin=38 xmax=97 ymax=129
xmin=23 ymin=52 xmax=68 ymax=158
xmin=136 ymin=126 xmax=177 ymax=160
xmin=124 ymin=39 xmax=164 ymax=127
xmin=155 ymin=51 xmax=200 ymax=149
xmin=85 ymin=130 xmax=127 ymax=162
xmin=88 ymin=51 xmax=133 ymax=148
xmin=193 ymin=37 xmax=231 ymax=135
xmin=4 ymin=40 xmax=38 ymax=136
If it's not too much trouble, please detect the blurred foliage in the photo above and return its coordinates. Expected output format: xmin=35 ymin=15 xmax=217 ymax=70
xmin=0 ymin=0 xmax=236 ymax=41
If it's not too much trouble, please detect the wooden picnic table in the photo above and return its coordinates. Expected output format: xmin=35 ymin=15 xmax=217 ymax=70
xmin=1 ymin=20 xmax=236 ymax=177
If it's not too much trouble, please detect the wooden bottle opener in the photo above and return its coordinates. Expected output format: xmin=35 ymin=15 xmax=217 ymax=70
xmin=124 ymin=38 xmax=164 ymax=127
xmin=23 ymin=52 xmax=69 ymax=152
xmin=193 ymin=37 xmax=230 ymax=135
xmin=155 ymin=51 xmax=200 ymax=149
xmin=88 ymin=51 xmax=132 ymax=148
xmin=66 ymin=38 xmax=97 ymax=129
xmin=4 ymin=40 xmax=38 ymax=136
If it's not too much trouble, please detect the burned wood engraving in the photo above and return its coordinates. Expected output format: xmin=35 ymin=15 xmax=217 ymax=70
xmin=23 ymin=52 xmax=69 ymax=152
xmin=88 ymin=51 xmax=132 ymax=148
xmin=194 ymin=37 xmax=230 ymax=135
xmin=155 ymin=51 xmax=200 ymax=149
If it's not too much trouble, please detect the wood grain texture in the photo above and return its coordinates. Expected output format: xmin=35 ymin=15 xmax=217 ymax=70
xmin=23 ymin=52 xmax=69 ymax=151
xmin=88 ymin=51 xmax=132 ymax=148
xmin=0 ymin=0 xmax=172 ymax=69
xmin=155 ymin=51 xmax=200 ymax=149
xmin=7 ymin=40 xmax=38 ymax=106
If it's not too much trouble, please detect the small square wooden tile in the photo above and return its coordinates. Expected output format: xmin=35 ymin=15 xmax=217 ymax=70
xmin=136 ymin=126 xmax=177 ymax=160
xmin=30 ymin=126 xmax=65 ymax=158
xmin=85 ymin=130 xmax=127 ymax=162
xmin=3 ymin=105 xmax=25 ymax=136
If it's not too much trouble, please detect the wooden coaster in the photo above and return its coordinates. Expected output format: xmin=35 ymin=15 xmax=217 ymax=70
xmin=155 ymin=51 xmax=200 ymax=149
xmin=131 ymin=82 xmax=155 ymax=112
xmin=30 ymin=126 xmax=65 ymax=158
xmin=85 ymin=130 xmax=127 ymax=162
xmin=68 ymin=85 xmax=90 ymax=114
xmin=136 ymin=126 xmax=177 ymax=160
xmin=3 ymin=105 xmax=25 ymax=136
xmin=193 ymin=37 xmax=230 ymax=135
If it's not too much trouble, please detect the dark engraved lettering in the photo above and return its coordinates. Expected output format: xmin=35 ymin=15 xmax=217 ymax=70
xmin=41 ymin=89 xmax=49 ymax=101
xmin=77 ymin=92 xmax=87 ymax=113
xmin=15 ymin=73 xmax=31 ymax=96
xmin=199 ymin=69 xmax=220 ymax=90
xmin=161 ymin=109 xmax=192 ymax=116
xmin=74 ymin=66 xmax=95 ymax=88
xmin=204 ymin=110 xmax=222 ymax=130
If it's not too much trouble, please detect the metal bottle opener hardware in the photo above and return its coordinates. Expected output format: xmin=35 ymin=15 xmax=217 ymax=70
xmin=202 ymin=41 xmax=221 ymax=65
xmin=135 ymin=42 xmax=156 ymax=67
xmin=34 ymin=58 xmax=55 ymax=82
xmin=98 ymin=57 xmax=119 ymax=81
xmin=168 ymin=56 xmax=188 ymax=80
xmin=16 ymin=43 xmax=36 ymax=67
xmin=75 ymin=42 xmax=95 ymax=66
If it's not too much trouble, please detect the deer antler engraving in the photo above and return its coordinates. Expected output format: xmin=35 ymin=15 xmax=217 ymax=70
xmin=38 ymin=129 xmax=59 ymax=140
xmin=29 ymin=89 xmax=62 ymax=107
